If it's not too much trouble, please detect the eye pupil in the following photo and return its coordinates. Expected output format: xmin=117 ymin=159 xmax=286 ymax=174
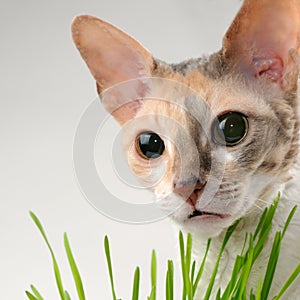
xmin=213 ymin=112 xmax=248 ymax=146
xmin=137 ymin=132 xmax=165 ymax=159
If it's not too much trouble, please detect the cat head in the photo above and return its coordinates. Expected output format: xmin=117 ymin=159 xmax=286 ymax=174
xmin=72 ymin=0 xmax=300 ymax=237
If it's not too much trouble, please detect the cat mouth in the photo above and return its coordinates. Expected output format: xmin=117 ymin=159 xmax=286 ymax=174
xmin=188 ymin=209 xmax=229 ymax=219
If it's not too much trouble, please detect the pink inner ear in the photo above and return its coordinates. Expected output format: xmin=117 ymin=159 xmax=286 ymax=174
xmin=99 ymin=78 xmax=149 ymax=125
xmin=72 ymin=15 xmax=154 ymax=124
xmin=72 ymin=16 xmax=153 ymax=90
xmin=252 ymin=56 xmax=283 ymax=82
xmin=111 ymin=100 xmax=142 ymax=125
xmin=223 ymin=0 xmax=300 ymax=90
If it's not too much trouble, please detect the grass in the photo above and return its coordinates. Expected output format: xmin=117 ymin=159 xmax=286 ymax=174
xmin=26 ymin=195 xmax=300 ymax=299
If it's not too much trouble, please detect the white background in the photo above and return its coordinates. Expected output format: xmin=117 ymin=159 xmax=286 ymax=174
xmin=1 ymin=0 xmax=240 ymax=299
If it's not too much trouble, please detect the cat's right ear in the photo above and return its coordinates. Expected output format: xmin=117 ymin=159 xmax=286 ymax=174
xmin=222 ymin=0 xmax=300 ymax=92
xmin=72 ymin=15 xmax=154 ymax=124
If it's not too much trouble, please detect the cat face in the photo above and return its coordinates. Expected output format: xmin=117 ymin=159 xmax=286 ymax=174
xmin=72 ymin=0 xmax=300 ymax=236
xmin=116 ymin=75 xmax=296 ymax=237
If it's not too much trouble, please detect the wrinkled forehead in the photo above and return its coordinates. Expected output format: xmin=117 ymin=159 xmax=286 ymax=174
xmin=203 ymin=80 xmax=272 ymax=118
xmin=122 ymin=74 xmax=274 ymax=149
xmin=131 ymin=83 xmax=212 ymax=149
xmin=136 ymin=96 xmax=210 ymax=136
xmin=138 ymin=75 xmax=269 ymax=123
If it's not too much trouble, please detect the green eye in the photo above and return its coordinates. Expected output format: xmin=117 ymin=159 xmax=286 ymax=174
xmin=136 ymin=131 xmax=165 ymax=159
xmin=212 ymin=112 xmax=249 ymax=146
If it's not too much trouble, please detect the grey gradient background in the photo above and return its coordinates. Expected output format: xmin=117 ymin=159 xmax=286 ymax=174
xmin=1 ymin=0 xmax=240 ymax=299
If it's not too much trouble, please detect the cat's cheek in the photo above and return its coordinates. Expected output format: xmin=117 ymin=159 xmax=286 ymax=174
xmin=227 ymin=174 xmax=278 ymax=222
xmin=156 ymin=193 xmax=191 ymax=218
xmin=248 ymin=174 xmax=276 ymax=203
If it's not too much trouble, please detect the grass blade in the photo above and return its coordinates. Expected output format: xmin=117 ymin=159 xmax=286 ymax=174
xmin=190 ymin=261 xmax=196 ymax=285
xmin=64 ymin=233 xmax=86 ymax=300
xmin=255 ymin=278 xmax=262 ymax=300
xmin=273 ymin=263 xmax=300 ymax=300
xmin=64 ymin=290 xmax=71 ymax=300
xmin=216 ymin=289 xmax=221 ymax=300
xmin=150 ymin=250 xmax=157 ymax=300
xmin=25 ymin=291 xmax=38 ymax=300
xmin=179 ymin=231 xmax=186 ymax=300
xmin=179 ymin=231 xmax=192 ymax=300
xmin=185 ymin=233 xmax=192 ymax=278
xmin=104 ymin=236 xmax=117 ymax=300
xmin=166 ymin=260 xmax=174 ymax=300
xmin=29 ymin=211 xmax=66 ymax=300
xmin=148 ymin=287 xmax=155 ymax=300
xmin=192 ymin=238 xmax=211 ymax=295
xmin=203 ymin=247 xmax=222 ymax=300
xmin=252 ymin=199 xmax=279 ymax=263
xmin=235 ymin=239 xmax=254 ymax=299
xmin=221 ymin=255 xmax=243 ymax=300
xmin=30 ymin=285 xmax=44 ymax=300
xmin=185 ymin=233 xmax=193 ymax=300
xmin=253 ymin=208 xmax=268 ymax=240
xmin=261 ymin=232 xmax=282 ymax=300
xmin=257 ymin=196 xmax=279 ymax=241
xmin=204 ymin=221 xmax=240 ymax=300
xmin=132 ymin=267 xmax=140 ymax=300
xmin=282 ymin=205 xmax=297 ymax=238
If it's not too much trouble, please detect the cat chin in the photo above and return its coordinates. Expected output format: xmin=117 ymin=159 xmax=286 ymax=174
xmin=157 ymin=193 xmax=236 ymax=237
xmin=170 ymin=213 xmax=235 ymax=239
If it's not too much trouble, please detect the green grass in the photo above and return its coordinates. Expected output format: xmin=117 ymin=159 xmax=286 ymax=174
xmin=26 ymin=195 xmax=300 ymax=299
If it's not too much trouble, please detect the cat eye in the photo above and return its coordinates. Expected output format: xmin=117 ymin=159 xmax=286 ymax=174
xmin=136 ymin=131 xmax=165 ymax=159
xmin=212 ymin=112 xmax=248 ymax=146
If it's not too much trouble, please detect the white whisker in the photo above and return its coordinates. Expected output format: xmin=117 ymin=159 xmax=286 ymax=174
xmin=255 ymin=198 xmax=269 ymax=205
xmin=253 ymin=203 xmax=264 ymax=211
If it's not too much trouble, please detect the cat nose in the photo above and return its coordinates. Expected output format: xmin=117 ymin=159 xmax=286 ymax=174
xmin=173 ymin=180 xmax=206 ymax=207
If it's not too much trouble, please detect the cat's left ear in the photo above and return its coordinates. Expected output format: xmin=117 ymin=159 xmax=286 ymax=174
xmin=72 ymin=15 xmax=154 ymax=124
xmin=223 ymin=0 xmax=300 ymax=92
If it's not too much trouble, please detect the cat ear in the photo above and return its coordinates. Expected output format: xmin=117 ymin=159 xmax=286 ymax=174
xmin=72 ymin=15 xmax=154 ymax=124
xmin=222 ymin=0 xmax=300 ymax=91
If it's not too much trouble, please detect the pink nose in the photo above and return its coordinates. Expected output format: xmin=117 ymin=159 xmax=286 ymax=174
xmin=173 ymin=182 xmax=206 ymax=207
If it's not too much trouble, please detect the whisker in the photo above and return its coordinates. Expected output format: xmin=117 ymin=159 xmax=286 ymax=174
xmin=253 ymin=203 xmax=264 ymax=211
xmin=257 ymin=196 xmax=299 ymax=206
xmin=255 ymin=198 xmax=269 ymax=205
xmin=242 ymin=195 xmax=266 ymax=214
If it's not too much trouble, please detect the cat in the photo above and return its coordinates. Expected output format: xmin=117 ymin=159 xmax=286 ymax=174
xmin=72 ymin=0 xmax=300 ymax=298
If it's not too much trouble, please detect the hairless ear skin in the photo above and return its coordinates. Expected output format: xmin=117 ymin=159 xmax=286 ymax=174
xmin=71 ymin=15 xmax=155 ymax=124
xmin=222 ymin=0 xmax=300 ymax=92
